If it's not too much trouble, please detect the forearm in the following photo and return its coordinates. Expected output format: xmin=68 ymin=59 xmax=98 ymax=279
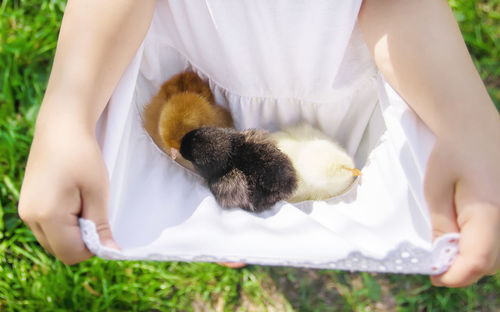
xmin=359 ymin=0 xmax=500 ymax=142
xmin=37 ymin=0 xmax=156 ymax=133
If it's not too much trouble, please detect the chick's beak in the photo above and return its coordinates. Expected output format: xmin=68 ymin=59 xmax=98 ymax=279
xmin=170 ymin=148 xmax=179 ymax=160
xmin=341 ymin=166 xmax=362 ymax=176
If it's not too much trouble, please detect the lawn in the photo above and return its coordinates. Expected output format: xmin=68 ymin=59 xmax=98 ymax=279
xmin=1 ymin=0 xmax=499 ymax=311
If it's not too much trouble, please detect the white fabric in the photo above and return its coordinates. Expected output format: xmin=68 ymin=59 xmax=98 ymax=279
xmin=80 ymin=0 xmax=460 ymax=274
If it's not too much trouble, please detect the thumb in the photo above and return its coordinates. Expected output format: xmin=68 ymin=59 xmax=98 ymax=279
xmin=430 ymin=202 xmax=499 ymax=287
xmin=80 ymin=183 xmax=120 ymax=250
xmin=423 ymin=142 xmax=459 ymax=239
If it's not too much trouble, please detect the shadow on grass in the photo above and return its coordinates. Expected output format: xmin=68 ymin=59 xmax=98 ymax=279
xmin=265 ymin=267 xmax=351 ymax=311
xmin=263 ymin=266 xmax=500 ymax=312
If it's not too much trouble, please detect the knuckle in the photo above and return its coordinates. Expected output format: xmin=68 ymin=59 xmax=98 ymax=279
xmin=94 ymin=222 xmax=112 ymax=235
xmin=17 ymin=200 xmax=33 ymax=222
xmin=17 ymin=206 xmax=32 ymax=223
xmin=18 ymin=201 xmax=56 ymax=224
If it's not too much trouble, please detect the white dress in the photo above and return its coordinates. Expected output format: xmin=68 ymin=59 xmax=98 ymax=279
xmin=80 ymin=0 xmax=460 ymax=274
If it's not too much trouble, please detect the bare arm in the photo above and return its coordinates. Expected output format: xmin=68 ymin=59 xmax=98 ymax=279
xmin=37 ymin=0 xmax=156 ymax=131
xmin=359 ymin=0 xmax=499 ymax=139
xmin=359 ymin=0 xmax=500 ymax=287
xmin=19 ymin=0 xmax=156 ymax=264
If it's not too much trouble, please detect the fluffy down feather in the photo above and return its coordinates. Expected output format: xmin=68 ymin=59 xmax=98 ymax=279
xmin=142 ymin=71 xmax=233 ymax=167
xmin=180 ymin=127 xmax=298 ymax=212
xmin=270 ymin=123 xmax=360 ymax=202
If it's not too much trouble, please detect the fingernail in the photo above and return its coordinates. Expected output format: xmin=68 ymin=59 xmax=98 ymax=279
xmin=102 ymin=239 xmax=121 ymax=251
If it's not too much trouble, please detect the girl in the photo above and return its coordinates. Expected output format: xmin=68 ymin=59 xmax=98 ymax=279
xmin=18 ymin=0 xmax=500 ymax=287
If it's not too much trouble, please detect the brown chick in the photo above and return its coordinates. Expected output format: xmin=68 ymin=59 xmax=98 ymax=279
xmin=143 ymin=71 xmax=234 ymax=163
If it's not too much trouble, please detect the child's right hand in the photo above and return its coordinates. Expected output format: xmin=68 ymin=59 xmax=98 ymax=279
xmin=18 ymin=116 xmax=119 ymax=264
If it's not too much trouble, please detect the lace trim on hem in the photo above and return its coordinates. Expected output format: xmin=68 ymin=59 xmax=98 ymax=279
xmin=79 ymin=218 xmax=459 ymax=275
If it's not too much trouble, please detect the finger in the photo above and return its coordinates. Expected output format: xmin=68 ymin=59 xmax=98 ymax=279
xmin=32 ymin=223 xmax=56 ymax=256
xmin=431 ymin=202 xmax=500 ymax=287
xmin=80 ymin=179 xmax=120 ymax=250
xmin=217 ymin=262 xmax=247 ymax=269
xmin=424 ymin=143 xmax=460 ymax=238
xmin=29 ymin=185 xmax=95 ymax=264
xmin=41 ymin=218 xmax=94 ymax=265
xmin=23 ymin=220 xmax=56 ymax=256
xmin=18 ymin=200 xmax=56 ymax=256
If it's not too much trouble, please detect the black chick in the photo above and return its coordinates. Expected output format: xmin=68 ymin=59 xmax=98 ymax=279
xmin=180 ymin=127 xmax=298 ymax=212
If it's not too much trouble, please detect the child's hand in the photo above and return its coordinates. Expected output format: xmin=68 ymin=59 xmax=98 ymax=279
xmin=17 ymin=0 xmax=155 ymax=265
xmin=19 ymin=119 xmax=119 ymax=264
xmin=359 ymin=0 xmax=500 ymax=287
xmin=425 ymin=128 xmax=500 ymax=287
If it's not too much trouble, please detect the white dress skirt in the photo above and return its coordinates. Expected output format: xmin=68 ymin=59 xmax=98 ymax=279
xmin=79 ymin=0 xmax=460 ymax=274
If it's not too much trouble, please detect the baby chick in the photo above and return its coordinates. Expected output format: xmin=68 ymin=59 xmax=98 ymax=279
xmin=143 ymin=71 xmax=233 ymax=162
xmin=180 ymin=127 xmax=298 ymax=212
xmin=270 ymin=123 xmax=361 ymax=202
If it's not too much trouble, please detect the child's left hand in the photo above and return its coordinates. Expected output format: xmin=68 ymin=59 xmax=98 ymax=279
xmin=425 ymin=127 xmax=500 ymax=287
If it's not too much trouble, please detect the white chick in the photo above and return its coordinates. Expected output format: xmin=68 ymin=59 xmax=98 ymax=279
xmin=270 ymin=123 xmax=360 ymax=202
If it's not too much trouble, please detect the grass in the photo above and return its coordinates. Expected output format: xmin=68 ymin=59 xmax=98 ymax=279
xmin=448 ymin=0 xmax=500 ymax=109
xmin=1 ymin=0 xmax=499 ymax=311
